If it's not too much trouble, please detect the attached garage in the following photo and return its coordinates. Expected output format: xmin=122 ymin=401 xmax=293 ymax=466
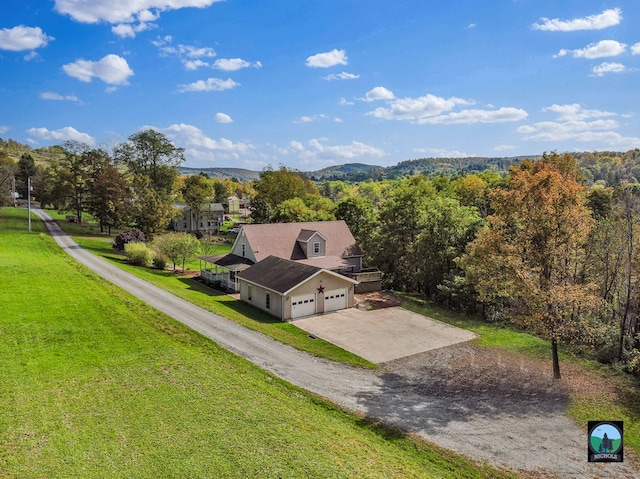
xmin=237 ymin=256 xmax=358 ymax=321
xmin=323 ymin=288 xmax=347 ymax=313
xmin=291 ymin=293 xmax=316 ymax=319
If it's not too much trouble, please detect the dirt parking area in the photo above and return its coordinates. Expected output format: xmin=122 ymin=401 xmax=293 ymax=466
xmin=294 ymin=306 xmax=478 ymax=363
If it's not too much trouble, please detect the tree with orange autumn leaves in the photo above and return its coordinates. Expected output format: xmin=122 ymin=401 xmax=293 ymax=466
xmin=460 ymin=153 xmax=603 ymax=379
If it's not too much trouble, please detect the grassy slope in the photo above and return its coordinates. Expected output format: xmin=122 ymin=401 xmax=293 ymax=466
xmin=0 ymin=207 xmax=516 ymax=478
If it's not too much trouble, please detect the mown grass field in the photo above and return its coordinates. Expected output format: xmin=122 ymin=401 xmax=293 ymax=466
xmin=0 ymin=207 xmax=518 ymax=478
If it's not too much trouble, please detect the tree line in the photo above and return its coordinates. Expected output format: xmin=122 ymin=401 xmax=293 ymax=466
xmin=2 ymin=134 xmax=640 ymax=378
xmin=247 ymin=155 xmax=640 ymax=379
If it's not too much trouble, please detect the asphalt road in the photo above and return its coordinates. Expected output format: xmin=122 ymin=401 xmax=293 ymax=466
xmin=33 ymin=209 xmax=639 ymax=479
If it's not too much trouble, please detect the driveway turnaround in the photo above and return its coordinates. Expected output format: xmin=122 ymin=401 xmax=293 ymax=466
xmin=33 ymin=209 xmax=639 ymax=479
xmin=294 ymin=307 xmax=478 ymax=363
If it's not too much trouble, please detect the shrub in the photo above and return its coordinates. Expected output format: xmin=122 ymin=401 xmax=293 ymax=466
xmin=124 ymin=242 xmax=154 ymax=267
xmin=627 ymin=350 xmax=640 ymax=376
xmin=153 ymin=255 xmax=167 ymax=270
xmin=595 ymin=327 xmax=620 ymax=364
xmin=113 ymin=229 xmax=146 ymax=251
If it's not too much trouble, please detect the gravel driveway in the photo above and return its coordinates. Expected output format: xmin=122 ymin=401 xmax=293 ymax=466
xmin=36 ymin=209 xmax=639 ymax=479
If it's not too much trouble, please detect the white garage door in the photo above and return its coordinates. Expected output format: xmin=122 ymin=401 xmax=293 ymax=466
xmin=324 ymin=288 xmax=347 ymax=312
xmin=291 ymin=294 xmax=316 ymax=319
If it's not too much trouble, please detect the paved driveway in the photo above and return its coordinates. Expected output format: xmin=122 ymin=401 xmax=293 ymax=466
xmin=293 ymin=307 xmax=478 ymax=363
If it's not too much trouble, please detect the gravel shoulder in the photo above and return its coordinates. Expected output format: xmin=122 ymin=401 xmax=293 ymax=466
xmin=35 ymin=209 xmax=640 ymax=479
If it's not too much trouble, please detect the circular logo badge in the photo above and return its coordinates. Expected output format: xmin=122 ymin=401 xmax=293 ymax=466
xmin=589 ymin=422 xmax=622 ymax=454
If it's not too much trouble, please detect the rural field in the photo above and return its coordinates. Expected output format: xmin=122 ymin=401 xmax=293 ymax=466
xmin=0 ymin=206 xmax=519 ymax=478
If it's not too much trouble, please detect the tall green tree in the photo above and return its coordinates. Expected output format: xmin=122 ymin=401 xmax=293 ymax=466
xmin=114 ymin=129 xmax=184 ymax=200
xmin=336 ymin=196 xmax=377 ymax=255
xmin=250 ymin=166 xmax=318 ymax=222
xmin=131 ymin=175 xmax=175 ymax=239
xmin=16 ymin=153 xmax=37 ymax=199
xmin=416 ymin=196 xmax=483 ymax=299
xmin=370 ymin=176 xmax=436 ymax=291
xmin=461 ymin=154 xmax=600 ymax=379
xmin=0 ymin=153 xmax=17 ymax=206
xmin=87 ymin=162 xmax=132 ymax=235
xmin=47 ymin=142 xmax=100 ymax=223
xmin=182 ymin=173 xmax=214 ymax=230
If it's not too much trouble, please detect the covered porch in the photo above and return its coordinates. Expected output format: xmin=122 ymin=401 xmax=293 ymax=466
xmin=198 ymin=254 xmax=254 ymax=292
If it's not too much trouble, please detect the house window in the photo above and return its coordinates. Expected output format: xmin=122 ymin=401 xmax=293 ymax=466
xmin=313 ymin=242 xmax=320 ymax=254
xmin=265 ymin=292 xmax=271 ymax=309
xmin=242 ymin=243 xmax=246 ymax=257
xmin=248 ymin=285 xmax=252 ymax=301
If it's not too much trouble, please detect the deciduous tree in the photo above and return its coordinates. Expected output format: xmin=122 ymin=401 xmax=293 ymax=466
xmin=114 ymin=129 xmax=184 ymax=200
xmin=461 ymin=153 xmax=600 ymax=379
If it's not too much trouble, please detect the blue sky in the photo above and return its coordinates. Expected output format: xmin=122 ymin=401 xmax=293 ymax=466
xmin=1 ymin=1 xmax=640 ymax=171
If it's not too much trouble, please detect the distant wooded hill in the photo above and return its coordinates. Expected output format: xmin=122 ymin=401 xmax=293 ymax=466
xmin=3 ymin=137 xmax=638 ymax=186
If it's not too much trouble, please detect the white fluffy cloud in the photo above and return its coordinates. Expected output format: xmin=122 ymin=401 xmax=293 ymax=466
xmin=323 ymin=72 xmax=359 ymax=81
xmin=177 ymin=78 xmax=239 ymax=92
xmin=153 ymin=36 xmax=217 ymax=69
xmin=213 ymin=58 xmax=262 ymax=71
xmin=364 ymin=86 xmax=395 ymax=102
xmin=591 ymin=62 xmax=626 ymax=77
xmin=533 ymin=8 xmax=622 ymax=32
xmin=543 ymin=103 xmax=615 ymax=121
xmin=215 ymin=112 xmax=233 ymax=123
xmin=633 ymin=43 xmax=640 ymax=55
xmin=54 ymin=0 xmax=223 ymax=38
xmin=63 ymin=54 xmax=134 ymax=85
xmin=367 ymin=91 xmax=527 ymax=125
xmin=305 ymin=49 xmax=348 ymax=68
xmin=518 ymin=103 xmax=640 ymax=149
xmin=294 ymin=114 xmax=328 ymax=124
xmin=158 ymin=123 xmax=252 ymax=162
xmin=0 ymin=25 xmax=53 ymax=51
xmin=418 ymin=107 xmax=528 ymax=125
xmin=282 ymin=138 xmax=385 ymax=165
xmin=555 ymin=40 xmax=626 ymax=59
xmin=26 ymin=126 xmax=96 ymax=146
xmin=40 ymin=92 xmax=80 ymax=102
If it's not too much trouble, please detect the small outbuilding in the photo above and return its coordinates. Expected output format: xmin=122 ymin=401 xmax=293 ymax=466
xmin=236 ymin=255 xmax=359 ymax=321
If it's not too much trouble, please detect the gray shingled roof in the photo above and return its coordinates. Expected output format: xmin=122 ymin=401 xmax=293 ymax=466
xmin=236 ymin=256 xmax=322 ymax=294
xmin=198 ymin=253 xmax=254 ymax=271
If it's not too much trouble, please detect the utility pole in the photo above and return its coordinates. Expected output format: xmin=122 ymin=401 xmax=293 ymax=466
xmin=27 ymin=176 xmax=31 ymax=232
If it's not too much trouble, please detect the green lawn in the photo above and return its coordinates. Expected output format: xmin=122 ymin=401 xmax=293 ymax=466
xmin=1 ymin=207 xmax=521 ymax=478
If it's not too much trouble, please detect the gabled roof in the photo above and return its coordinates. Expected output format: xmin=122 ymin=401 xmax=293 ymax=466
xmin=237 ymin=256 xmax=357 ymax=295
xmin=296 ymin=229 xmax=326 ymax=243
xmin=240 ymin=220 xmax=362 ymax=263
xmin=177 ymin=202 xmax=224 ymax=212
xmin=198 ymin=253 xmax=254 ymax=271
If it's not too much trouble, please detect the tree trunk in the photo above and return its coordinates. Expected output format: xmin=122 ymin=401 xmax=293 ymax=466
xmin=551 ymin=338 xmax=561 ymax=379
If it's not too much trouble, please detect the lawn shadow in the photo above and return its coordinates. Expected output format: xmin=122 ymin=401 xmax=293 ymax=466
xmin=177 ymin=276 xmax=283 ymax=325
xmin=355 ymin=344 xmax=571 ymax=434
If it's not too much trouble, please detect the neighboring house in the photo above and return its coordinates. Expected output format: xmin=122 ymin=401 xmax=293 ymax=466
xmin=237 ymin=256 xmax=358 ymax=320
xmin=172 ymin=203 xmax=225 ymax=234
xmin=198 ymin=220 xmax=382 ymax=305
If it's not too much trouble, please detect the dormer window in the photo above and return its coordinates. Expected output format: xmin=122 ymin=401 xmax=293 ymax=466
xmin=313 ymin=242 xmax=320 ymax=254
xmin=242 ymin=243 xmax=246 ymax=257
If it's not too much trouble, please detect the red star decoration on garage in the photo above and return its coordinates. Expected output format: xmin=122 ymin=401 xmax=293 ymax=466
xmin=317 ymin=285 xmax=325 ymax=294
